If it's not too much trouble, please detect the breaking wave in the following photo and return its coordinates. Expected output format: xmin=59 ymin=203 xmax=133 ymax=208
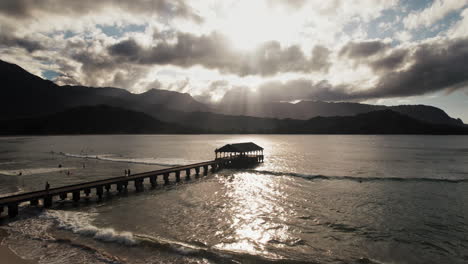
xmin=59 ymin=152 xmax=203 ymax=167
xmin=42 ymin=210 xmax=137 ymax=246
xmin=40 ymin=210 xmax=301 ymax=263
xmin=246 ymin=169 xmax=468 ymax=183
xmin=0 ymin=167 xmax=75 ymax=176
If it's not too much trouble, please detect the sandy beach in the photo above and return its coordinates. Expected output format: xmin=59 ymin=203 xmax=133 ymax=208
xmin=0 ymin=228 xmax=36 ymax=264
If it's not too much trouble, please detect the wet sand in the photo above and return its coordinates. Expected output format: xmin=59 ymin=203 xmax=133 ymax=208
xmin=0 ymin=228 xmax=37 ymax=264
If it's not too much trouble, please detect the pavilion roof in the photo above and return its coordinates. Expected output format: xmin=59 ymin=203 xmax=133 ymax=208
xmin=215 ymin=142 xmax=263 ymax=153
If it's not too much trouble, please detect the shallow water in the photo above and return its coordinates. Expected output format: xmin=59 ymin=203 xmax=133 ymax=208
xmin=1 ymin=135 xmax=468 ymax=263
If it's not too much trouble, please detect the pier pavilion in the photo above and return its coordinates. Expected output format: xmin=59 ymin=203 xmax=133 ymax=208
xmin=215 ymin=142 xmax=264 ymax=167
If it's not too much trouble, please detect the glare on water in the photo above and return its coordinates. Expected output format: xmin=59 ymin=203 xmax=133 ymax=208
xmin=214 ymin=172 xmax=292 ymax=259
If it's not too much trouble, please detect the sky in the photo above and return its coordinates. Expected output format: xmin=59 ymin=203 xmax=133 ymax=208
xmin=0 ymin=0 xmax=467 ymax=121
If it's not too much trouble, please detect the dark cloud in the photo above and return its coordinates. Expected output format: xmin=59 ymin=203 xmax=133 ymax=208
xmin=362 ymin=37 xmax=468 ymax=98
xmin=193 ymin=80 xmax=230 ymax=103
xmin=0 ymin=33 xmax=43 ymax=52
xmin=62 ymin=38 xmax=149 ymax=88
xmin=112 ymin=69 xmax=147 ymax=90
xmin=311 ymin=45 xmax=332 ymax=72
xmin=108 ymin=39 xmax=142 ymax=58
xmin=340 ymin=40 xmax=389 ymax=58
xmin=370 ymin=48 xmax=409 ymax=72
xmin=0 ymin=0 xmax=202 ymax=22
xmin=221 ymin=79 xmax=354 ymax=104
xmin=108 ymin=33 xmax=331 ymax=76
xmin=221 ymin=37 xmax=468 ymax=103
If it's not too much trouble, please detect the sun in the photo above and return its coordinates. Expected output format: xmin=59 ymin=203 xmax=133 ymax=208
xmin=215 ymin=1 xmax=300 ymax=51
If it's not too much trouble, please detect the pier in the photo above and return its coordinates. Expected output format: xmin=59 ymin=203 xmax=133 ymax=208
xmin=0 ymin=143 xmax=264 ymax=218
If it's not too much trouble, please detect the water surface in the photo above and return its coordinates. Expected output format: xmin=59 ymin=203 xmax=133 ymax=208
xmin=1 ymin=135 xmax=467 ymax=263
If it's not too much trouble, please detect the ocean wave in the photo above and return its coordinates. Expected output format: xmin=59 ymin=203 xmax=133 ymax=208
xmin=42 ymin=210 xmax=137 ymax=246
xmin=41 ymin=210 xmax=298 ymax=263
xmin=3 ymin=213 xmax=125 ymax=264
xmin=0 ymin=167 xmax=75 ymax=176
xmin=136 ymin=234 xmax=293 ymax=263
xmin=0 ymin=186 xmax=26 ymax=198
xmin=0 ymin=161 xmax=20 ymax=165
xmin=245 ymin=169 xmax=468 ymax=183
xmin=59 ymin=152 xmax=203 ymax=167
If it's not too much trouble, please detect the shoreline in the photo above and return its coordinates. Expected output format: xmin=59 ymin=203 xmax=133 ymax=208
xmin=0 ymin=228 xmax=37 ymax=264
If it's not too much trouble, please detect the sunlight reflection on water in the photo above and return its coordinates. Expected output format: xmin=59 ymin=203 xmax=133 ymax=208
xmin=214 ymin=172 xmax=293 ymax=259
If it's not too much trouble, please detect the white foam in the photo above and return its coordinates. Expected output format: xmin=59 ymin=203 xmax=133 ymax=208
xmin=42 ymin=210 xmax=137 ymax=246
xmin=0 ymin=186 xmax=25 ymax=198
xmin=0 ymin=161 xmax=19 ymax=165
xmin=61 ymin=152 xmax=203 ymax=167
xmin=0 ymin=167 xmax=75 ymax=176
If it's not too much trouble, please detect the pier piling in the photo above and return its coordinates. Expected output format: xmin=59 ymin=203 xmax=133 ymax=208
xmin=72 ymin=191 xmax=80 ymax=202
xmin=150 ymin=175 xmax=157 ymax=188
xmin=137 ymin=179 xmax=144 ymax=192
xmin=96 ymin=186 xmax=104 ymax=199
xmin=175 ymin=171 xmax=181 ymax=182
xmin=185 ymin=169 xmax=191 ymax=180
xmin=8 ymin=204 xmax=18 ymax=218
xmin=44 ymin=196 xmax=52 ymax=208
xmin=30 ymin=198 xmax=39 ymax=206
xmin=163 ymin=173 xmax=170 ymax=185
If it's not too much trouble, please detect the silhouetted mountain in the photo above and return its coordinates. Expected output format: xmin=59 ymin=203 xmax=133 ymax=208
xmin=1 ymin=106 xmax=466 ymax=135
xmin=150 ymin=109 xmax=286 ymax=133
xmin=0 ymin=105 xmax=194 ymax=135
xmin=0 ymin=59 xmax=466 ymax=135
xmin=0 ymin=60 xmax=209 ymax=120
xmin=277 ymin=110 xmax=468 ymax=134
xmin=216 ymin=100 xmax=464 ymax=126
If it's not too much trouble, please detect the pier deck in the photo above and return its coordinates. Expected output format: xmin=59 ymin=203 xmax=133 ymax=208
xmin=0 ymin=143 xmax=263 ymax=217
xmin=0 ymin=154 xmax=264 ymax=218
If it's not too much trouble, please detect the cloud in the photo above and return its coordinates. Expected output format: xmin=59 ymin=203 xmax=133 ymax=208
xmin=221 ymin=79 xmax=355 ymax=104
xmin=364 ymin=37 xmax=468 ymax=98
xmin=339 ymin=40 xmax=389 ymax=58
xmin=448 ymin=7 xmax=468 ymax=37
xmin=108 ymin=32 xmax=331 ymax=76
xmin=193 ymin=80 xmax=230 ymax=103
xmin=108 ymin=39 xmax=142 ymax=58
xmin=222 ymin=37 xmax=468 ymax=103
xmin=370 ymin=49 xmax=409 ymax=72
xmin=0 ymin=25 xmax=43 ymax=52
xmin=403 ymin=0 xmax=468 ymax=29
xmin=0 ymin=0 xmax=201 ymax=22
xmin=0 ymin=34 xmax=43 ymax=52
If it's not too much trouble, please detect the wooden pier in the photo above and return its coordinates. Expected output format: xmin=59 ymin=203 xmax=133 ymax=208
xmin=0 ymin=143 xmax=264 ymax=218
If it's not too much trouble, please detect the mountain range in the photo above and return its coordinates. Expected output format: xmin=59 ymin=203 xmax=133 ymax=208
xmin=0 ymin=59 xmax=466 ymax=134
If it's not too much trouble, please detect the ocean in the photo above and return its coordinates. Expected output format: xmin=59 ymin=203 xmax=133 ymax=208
xmin=0 ymin=135 xmax=467 ymax=263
